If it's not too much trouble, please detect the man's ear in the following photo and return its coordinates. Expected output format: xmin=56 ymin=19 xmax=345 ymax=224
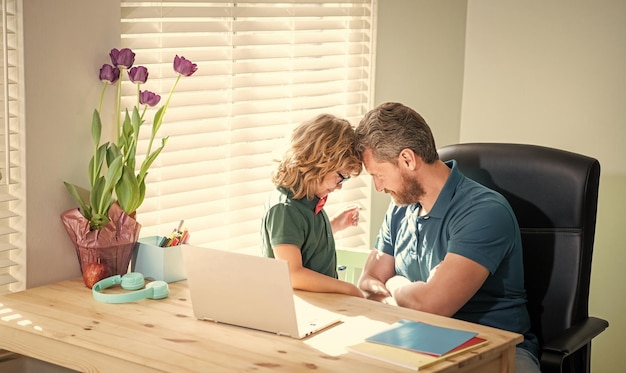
xmin=398 ymin=148 xmax=418 ymax=170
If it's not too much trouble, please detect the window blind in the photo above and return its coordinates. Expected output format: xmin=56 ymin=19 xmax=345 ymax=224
xmin=0 ymin=0 xmax=23 ymax=294
xmin=120 ymin=0 xmax=375 ymax=255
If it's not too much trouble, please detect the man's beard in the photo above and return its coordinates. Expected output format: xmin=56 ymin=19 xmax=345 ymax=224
xmin=387 ymin=171 xmax=424 ymax=206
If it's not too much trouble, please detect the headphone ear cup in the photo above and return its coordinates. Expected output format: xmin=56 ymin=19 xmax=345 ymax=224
xmin=146 ymin=281 xmax=169 ymax=299
xmin=120 ymin=272 xmax=145 ymax=290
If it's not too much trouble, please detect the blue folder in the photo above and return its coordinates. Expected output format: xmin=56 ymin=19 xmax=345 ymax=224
xmin=365 ymin=319 xmax=477 ymax=356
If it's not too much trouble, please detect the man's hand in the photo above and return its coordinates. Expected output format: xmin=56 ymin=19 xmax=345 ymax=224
xmin=368 ymin=281 xmax=391 ymax=297
xmin=360 ymin=278 xmax=390 ymax=298
xmin=385 ymin=275 xmax=412 ymax=296
xmin=357 ymin=250 xmax=398 ymax=304
xmin=364 ymin=277 xmax=410 ymax=306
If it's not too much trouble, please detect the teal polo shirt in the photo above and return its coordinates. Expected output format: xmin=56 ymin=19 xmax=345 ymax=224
xmin=261 ymin=187 xmax=337 ymax=278
xmin=376 ymin=160 xmax=538 ymax=358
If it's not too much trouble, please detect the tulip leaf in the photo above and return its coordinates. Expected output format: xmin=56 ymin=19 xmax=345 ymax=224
xmin=132 ymin=106 xmax=142 ymax=135
xmin=138 ymin=137 xmax=168 ymax=183
xmin=91 ymin=109 xmax=102 ymax=146
xmin=63 ymin=182 xmax=91 ymax=219
xmin=120 ymin=110 xmax=135 ymax=154
xmin=116 ymin=164 xmax=140 ymax=214
xmin=90 ymin=213 xmax=110 ymax=230
xmin=107 ymin=143 xmax=121 ymax=166
xmin=152 ymin=106 xmax=166 ymax=136
xmin=103 ymin=155 xmax=123 ymax=199
xmin=90 ymin=177 xmax=106 ymax=214
xmin=89 ymin=143 xmax=108 ymax=188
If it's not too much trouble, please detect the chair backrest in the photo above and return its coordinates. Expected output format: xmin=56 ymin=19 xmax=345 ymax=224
xmin=438 ymin=143 xmax=600 ymax=346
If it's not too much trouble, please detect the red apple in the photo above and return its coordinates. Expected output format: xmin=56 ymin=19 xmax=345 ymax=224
xmin=83 ymin=262 xmax=111 ymax=289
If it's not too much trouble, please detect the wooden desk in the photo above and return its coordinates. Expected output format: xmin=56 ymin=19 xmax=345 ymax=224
xmin=0 ymin=279 xmax=522 ymax=372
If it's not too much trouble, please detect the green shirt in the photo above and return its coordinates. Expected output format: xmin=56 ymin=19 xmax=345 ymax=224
xmin=261 ymin=187 xmax=338 ymax=278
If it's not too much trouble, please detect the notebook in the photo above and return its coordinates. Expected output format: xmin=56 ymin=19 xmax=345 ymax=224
xmin=347 ymin=336 xmax=488 ymax=371
xmin=181 ymin=245 xmax=342 ymax=339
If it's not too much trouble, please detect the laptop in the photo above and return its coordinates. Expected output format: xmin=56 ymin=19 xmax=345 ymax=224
xmin=181 ymin=245 xmax=342 ymax=339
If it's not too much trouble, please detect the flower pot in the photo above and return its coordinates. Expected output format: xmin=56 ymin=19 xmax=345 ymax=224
xmin=61 ymin=203 xmax=141 ymax=286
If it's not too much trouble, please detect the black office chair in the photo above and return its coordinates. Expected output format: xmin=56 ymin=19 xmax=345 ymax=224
xmin=438 ymin=143 xmax=608 ymax=373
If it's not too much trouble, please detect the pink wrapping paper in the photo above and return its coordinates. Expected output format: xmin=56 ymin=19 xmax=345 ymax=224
xmin=61 ymin=203 xmax=141 ymax=276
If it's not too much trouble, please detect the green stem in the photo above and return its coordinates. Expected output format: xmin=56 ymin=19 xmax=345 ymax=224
xmin=136 ymin=83 xmax=141 ymax=109
xmin=98 ymin=82 xmax=107 ymax=113
xmin=94 ymin=83 xmax=107 ymax=188
xmin=91 ymin=119 xmax=99 ymax=189
xmin=145 ymin=120 xmax=156 ymax=159
xmin=135 ymin=84 xmax=143 ymax=159
xmin=146 ymin=74 xmax=181 ymax=157
xmin=162 ymin=74 xmax=182 ymax=117
xmin=115 ymin=70 xmax=123 ymax=140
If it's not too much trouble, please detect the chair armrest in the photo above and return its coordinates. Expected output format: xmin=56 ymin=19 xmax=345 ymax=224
xmin=543 ymin=316 xmax=609 ymax=354
xmin=541 ymin=316 xmax=609 ymax=373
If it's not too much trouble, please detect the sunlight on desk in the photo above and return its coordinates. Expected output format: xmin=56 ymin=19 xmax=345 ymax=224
xmin=0 ymin=302 xmax=42 ymax=330
xmin=304 ymin=315 xmax=391 ymax=356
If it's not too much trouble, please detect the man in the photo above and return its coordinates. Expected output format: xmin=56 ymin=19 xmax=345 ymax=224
xmin=354 ymin=102 xmax=540 ymax=372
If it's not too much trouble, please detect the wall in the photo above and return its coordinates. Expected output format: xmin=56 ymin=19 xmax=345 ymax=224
xmin=23 ymin=0 xmax=120 ymax=287
xmin=371 ymin=0 xmax=468 ymax=245
xmin=462 ymin=2 xmax=624 ymax=372
xmin=374 ymin=1 xmax=624 ymax=372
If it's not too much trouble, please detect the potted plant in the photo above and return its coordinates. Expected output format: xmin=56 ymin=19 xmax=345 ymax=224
xmin=61 ymin=48 xmax=197 ymax=288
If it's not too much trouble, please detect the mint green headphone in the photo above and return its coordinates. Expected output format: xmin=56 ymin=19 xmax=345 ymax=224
xmin=92 ymin=272 xmax=169 ymax=303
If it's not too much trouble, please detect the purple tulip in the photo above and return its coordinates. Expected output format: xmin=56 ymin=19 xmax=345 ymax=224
xmin=173 ymin=55 xmax=198 ymax=77
xmin=99 ymin=64 xmax=120 ymax=84
xmin=110 ymin=48 xmax=135 ymax=69
xmin=128 ymin=66 xmax=149 ymax=84
xmin=140 ymin=90 xmax=161 ymax=107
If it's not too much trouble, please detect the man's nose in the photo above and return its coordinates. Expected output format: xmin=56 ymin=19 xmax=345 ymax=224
xmin=373 ymin=179 xmax=384 ymax=193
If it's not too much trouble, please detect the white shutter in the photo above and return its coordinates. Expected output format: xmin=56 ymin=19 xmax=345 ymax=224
xmin=121 ymin=0 xmax=374 ymax=255
xmin=0 ymin=0 xmax=24 ymax=294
